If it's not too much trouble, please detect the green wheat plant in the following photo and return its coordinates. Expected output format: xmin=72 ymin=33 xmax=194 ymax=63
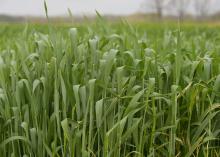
xmin=0 ymin=19 xmax=219 ymax=157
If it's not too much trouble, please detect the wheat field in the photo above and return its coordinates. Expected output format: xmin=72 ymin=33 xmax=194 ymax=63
xmin=0 ymin=21 xmax=220 ymax=156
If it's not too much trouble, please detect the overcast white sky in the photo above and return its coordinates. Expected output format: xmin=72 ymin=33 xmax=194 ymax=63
xmin=0 ymin=0 xmax=219 ymax=16
xmin=0 ymin=0 xmax=145 ymax=16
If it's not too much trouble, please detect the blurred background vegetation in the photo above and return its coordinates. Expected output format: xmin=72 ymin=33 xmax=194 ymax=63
xmin=0 ymin=0 xmax=220 ymax=23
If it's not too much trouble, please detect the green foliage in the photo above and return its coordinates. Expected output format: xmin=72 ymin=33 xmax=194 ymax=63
xmin=0 ymin=21 xmax=219 ymax=157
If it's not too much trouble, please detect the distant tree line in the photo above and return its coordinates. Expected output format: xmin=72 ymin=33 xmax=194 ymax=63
xmin=149 ymin=0 xmax=212 ymax=19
